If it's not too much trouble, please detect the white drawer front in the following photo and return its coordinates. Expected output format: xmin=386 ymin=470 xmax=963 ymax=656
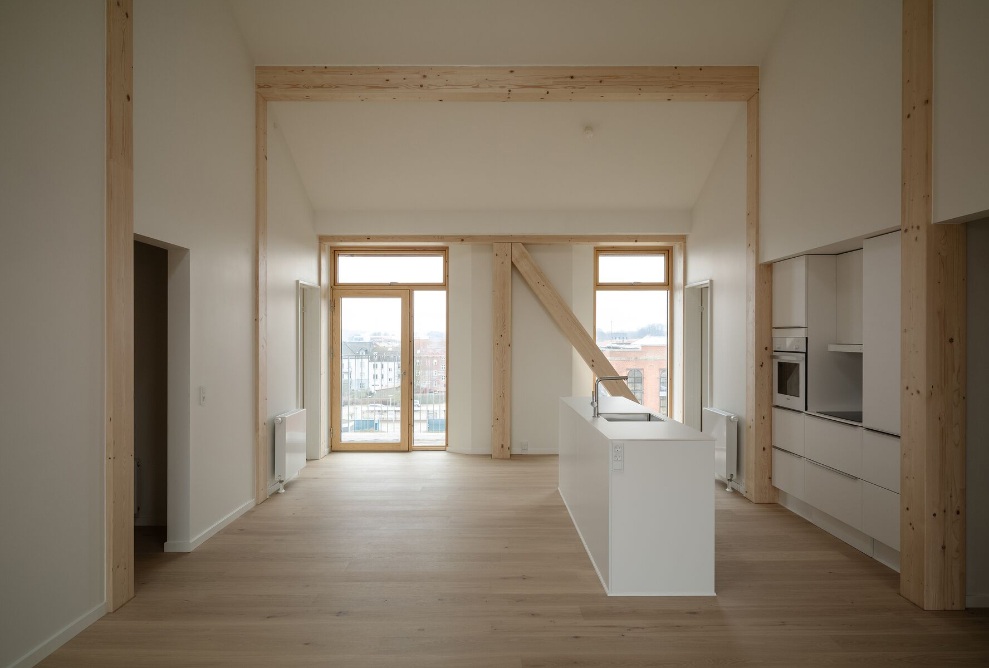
xmin=861 ymin=431 xmax=900 ymax=493
xmin=772 ymin=447 xmax=805 ymax=498
xmin=805 ymin=415 xmax=862 ymax=478
xmin=804 ymin=459 xmax=862 ymax=530
xmin=862 ymin=481 xmax=899 ymax=548
xmin=773 ymin=408 xmax=805 ymax=456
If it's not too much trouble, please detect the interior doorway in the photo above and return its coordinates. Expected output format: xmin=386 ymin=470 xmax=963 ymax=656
xmin=134 ymin=241 xmax=168 ymax=555
xmin=683 ymin=280 xmax=712 ymax=431
xmin=132 ymin=235 xmax=191 ymax=560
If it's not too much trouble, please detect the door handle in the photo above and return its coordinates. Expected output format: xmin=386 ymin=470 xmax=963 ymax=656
xmin=806 ymin=458 xmax=858 ymax=481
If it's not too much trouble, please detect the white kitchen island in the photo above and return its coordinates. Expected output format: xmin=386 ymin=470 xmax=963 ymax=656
xmin=559 ymin=396 xmax=715 ymax=596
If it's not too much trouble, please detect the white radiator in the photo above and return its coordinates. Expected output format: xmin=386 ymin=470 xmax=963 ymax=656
xmin=274 ymin=408 xmax=307 ymax=493
xmin=703 ymin=407 xmax=738 ymax=491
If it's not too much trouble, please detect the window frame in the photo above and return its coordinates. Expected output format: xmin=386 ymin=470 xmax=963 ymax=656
xmin=332 ymin=247 xmax=449 ymax=290
xmin=593 ymin=247 xmax=674 ymax=415
xmin=593 ymin=247 xmax=670 ymax=289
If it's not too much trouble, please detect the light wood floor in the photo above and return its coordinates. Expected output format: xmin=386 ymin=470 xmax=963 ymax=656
xmin=45 ymin=453 xmax=989 ymax=666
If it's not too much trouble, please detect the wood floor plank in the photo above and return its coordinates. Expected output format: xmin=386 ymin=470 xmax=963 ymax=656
xmin=43 ymin=453 xmax=989 ymax=667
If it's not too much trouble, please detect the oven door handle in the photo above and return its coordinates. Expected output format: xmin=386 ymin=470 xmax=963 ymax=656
xmin=772 ymin=353 xmax=804 ymax=361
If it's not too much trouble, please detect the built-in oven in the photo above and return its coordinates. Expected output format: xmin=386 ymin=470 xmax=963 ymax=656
xmin=772 ymin=332 xmax=807 ymax=411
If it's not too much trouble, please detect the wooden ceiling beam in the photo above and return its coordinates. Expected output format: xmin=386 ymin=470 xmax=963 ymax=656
xmin=257 ymin=66 xmax=759 ymax=102
xmin=318 ymin=234 xmax=685 ymax=245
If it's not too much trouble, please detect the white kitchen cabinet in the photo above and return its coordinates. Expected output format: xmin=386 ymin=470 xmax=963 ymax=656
xmin=772 ymin=256 xmax=808 ymax=328
xmin=862 ymin=481 xmax=899 ymax=548
xmin=863 ymin=232 xmax=901 ymax=435
xmin=836 ymin=250 xmax=863 ymax=344
xmin=804 ymin=414 xmax=862 ymax=478
xmin=804 ymin=458 xmax=862 ymax=531
xmin=772 ymin=407 xmax=805 ymax=456
xmin=772 ymin=447 xmax=805 ymax=497
xmin=861 ymin=430 xmax=900 ymax=493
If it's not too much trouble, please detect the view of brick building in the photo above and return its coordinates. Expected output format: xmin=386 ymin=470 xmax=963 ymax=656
xmin=600 ymin=335 xmax=669 ymax=415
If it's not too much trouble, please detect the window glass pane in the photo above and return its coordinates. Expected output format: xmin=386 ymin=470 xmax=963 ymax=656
xmin=627 ymin=368 xmax=644 ymax=403
xmin=598 ymin=253 xmax=666 ymax=284
xmin=595 ymin=290 xmax=669 ymax=415
xmin=339 ymin=297 xmax=403 ymax=443
xmin=337 ymin=254 xmax=445 ymax=284
xmin=413 ymin=290 xmax=447 ymax=447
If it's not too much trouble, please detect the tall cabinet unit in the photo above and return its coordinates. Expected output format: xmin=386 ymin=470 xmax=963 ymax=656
xmin=770 ymin=234 xmax=902 ymax=573
xmin=862 ymin=232 xmax=901 ymax=436
xmin=771 ymin=255 xmax=861 ymax=413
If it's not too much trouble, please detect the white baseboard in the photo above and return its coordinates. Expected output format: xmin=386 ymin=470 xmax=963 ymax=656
xmin=164 ymin=498 xmax=254 ymax=553
xmin=967 ymin=594 xmax=989 ymax=608
xmin=9 ymin=601 xmax=105 ymax=668
xmin=777 ymin=491 xmax=900 ymax=572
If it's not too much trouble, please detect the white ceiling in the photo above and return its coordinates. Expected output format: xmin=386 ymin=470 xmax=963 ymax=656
xmin=229 ymin=1 xmax=789 ymax=215
xmin=228 ymin=0 xmax=791 ymax=66
xmin=272 ymin=101 xmax=744 ymax=212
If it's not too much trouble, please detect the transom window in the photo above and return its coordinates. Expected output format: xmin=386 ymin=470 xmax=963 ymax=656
xmin=334 ymin=249 xmax=447 ymax=287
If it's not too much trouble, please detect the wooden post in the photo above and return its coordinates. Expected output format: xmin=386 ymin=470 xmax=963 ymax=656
xmin=900 ymin=0 xmax=967 ymax=610
xmin=744 ymin=92 xmax=775 ymax=504
xmin=511 ymin=243 xmax=637 ymax=402
xmin=492 ymin=243 xmax=512 ymax=459
xmin=105 ymin=0 xmax=135 ymax=611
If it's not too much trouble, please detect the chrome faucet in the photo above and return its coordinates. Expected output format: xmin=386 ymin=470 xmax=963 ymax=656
xmin=592 ymin=375 xmax=628 ymax=418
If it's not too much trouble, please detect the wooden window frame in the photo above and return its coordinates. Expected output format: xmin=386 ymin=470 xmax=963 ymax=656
xmin=331 ymin=247 xmax=449 ymax=290
xmin=593 ymin=247 xmax=675 ymax=415
xmin=594 ymin=247 xmax=671 ymax=289
xmin=329 ymin=247 xmax=450 ymax=451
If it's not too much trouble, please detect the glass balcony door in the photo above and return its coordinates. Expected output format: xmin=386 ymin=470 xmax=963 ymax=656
xmin=332 ymin=289 xmax=411 ymax=451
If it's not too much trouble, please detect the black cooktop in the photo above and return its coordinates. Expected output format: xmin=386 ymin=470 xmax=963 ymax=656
xmin=818 ymin=410 xmax=863 ymax=423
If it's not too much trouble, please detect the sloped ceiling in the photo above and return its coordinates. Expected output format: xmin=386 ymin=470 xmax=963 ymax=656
xmin=229 ymin=0 xmax=790 ymax=215
xmin=272 ymin=101 xmax=745 ymax=212
xmin=228 ymin=0 xmax=791 ymax=67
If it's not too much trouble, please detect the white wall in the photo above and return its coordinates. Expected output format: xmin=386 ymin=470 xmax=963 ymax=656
xmin=134 ymin=0 xmax=257 ymax=548
xmin=933 ymin=0 xmax=989 ymax=224
xmin=0 ymin=2 xmax=107 ymax=666
xmin=571 ymin=246 xmax=595 ymax=398
xmin=448 ymin=245 xmax=495 ymax=455
xmin=511 ymin=246 xmax=575 ymax=454
xmin=317 ymin=210 xmax=690 ymax=236
xmin=760 ymin=0 xmax=901 ymax=262
xmin=967 ymin=218 xmax=989 ymax=607
xmin=445 ymin=243 xmax=598 ymax=456
xmin=686 ymin=107 xmax=748 ymax=490
xmin=265 ymin=116 xmax=318 ymax=484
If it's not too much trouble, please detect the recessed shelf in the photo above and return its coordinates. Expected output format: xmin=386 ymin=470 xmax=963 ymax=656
xmin=828 ymin=343 xmax=863 ymax=353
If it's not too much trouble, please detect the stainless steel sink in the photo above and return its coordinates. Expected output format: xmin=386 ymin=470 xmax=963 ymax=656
xmin=598 ymin=412 xmax=664 ymax=422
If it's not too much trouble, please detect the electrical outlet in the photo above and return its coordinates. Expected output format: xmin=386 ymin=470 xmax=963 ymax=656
xmin=612 ymin=442 xmax=624 ymax=471
xmin=521 ymin=441 xmax=529 ymax=453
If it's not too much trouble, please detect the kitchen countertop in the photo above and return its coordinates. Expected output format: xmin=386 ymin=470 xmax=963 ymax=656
xmin=562 ymin=396 xmax=713 ymax=442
